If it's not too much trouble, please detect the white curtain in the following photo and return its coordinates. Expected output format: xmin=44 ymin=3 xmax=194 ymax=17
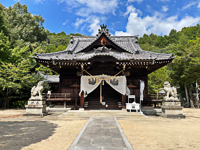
xmin=140 ymin=80 xmax=145 ymax=101
xmin=79 ymin=75 xmax=127 ymax=97
xmin=79 ymin=76 xmax=101 ymax=97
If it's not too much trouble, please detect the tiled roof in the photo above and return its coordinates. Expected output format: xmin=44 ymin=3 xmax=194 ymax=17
xmin=34 ymin=50 xmax=173 ymax=61
xmin=33 ymin=25 xmax=174 ymax=61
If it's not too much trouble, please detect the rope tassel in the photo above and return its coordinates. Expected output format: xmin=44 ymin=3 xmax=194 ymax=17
xmin=96 ymin=79 xmax=98 ymax=84
xmin=102 ymin=80 xmax=104 ymax=85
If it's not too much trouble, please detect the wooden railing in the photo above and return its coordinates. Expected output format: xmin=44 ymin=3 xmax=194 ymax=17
xmin=46 ymin=93 xmax=71 ymax=101
xmin=141 ymin=93 xmax=165 ymax=107
xmin=149 ymin=93 xmax=165 ymax=100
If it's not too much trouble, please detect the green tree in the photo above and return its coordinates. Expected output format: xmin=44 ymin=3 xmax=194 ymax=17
xmin=170 ymin=37 xmax=200 ymax=108
xmin=0 ymin=31 xmax=11 ymax=62
xmin=0 ymin=60 xmax=34 ymax=108
xmin=0 ymin=10 xmax=8 ymax=36
xmin=2 ymin=2 xmax=47 ymax=44
xmin=148 ymin=67 xmax=171 ymax=99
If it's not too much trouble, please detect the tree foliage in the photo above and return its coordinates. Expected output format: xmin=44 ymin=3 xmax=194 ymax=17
xmin=0 ymin=2 xmax=85 ymax=108
xmin=148 ymin=66 xmax=171 ymax=94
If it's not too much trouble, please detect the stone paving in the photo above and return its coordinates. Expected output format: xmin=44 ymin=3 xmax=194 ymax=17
xmin=70 ymin=117 xmax=132 ymax=150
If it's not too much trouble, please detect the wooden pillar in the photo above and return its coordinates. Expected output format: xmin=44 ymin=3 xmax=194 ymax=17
xmin=75 ymin=86 xmax=77 ymax=110
xmin=59 ymin=76 xmax=62 ymax=93
xmin=122 ymin=94 xmax=126 ymax=109
xmin=80 ymin=91 xmax=84 ymax=108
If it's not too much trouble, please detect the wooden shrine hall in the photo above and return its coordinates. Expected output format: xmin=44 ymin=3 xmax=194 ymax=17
xmin=33 ymin=24 xmax=174 ymax=110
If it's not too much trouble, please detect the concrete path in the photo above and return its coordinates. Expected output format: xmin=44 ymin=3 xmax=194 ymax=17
xmin=69 ymin=117 xmax=133 ymax=150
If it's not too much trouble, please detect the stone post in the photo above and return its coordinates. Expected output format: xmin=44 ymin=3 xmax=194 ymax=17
xmin=161 ymin=81 xmax=185 ymax=118
xmin=24 ymin=81 xmax=47 ymax=117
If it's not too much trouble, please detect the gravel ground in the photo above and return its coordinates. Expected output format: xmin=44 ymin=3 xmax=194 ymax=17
xmin=0 ymin=121 xmax=57 ymax=150
xmin=0 ymin=108 xmax=200 ymax=150
xmin=118 ymin=108 xmax=200 ymax=150
xmin=0 ymin=110 xmax=88 ymax=150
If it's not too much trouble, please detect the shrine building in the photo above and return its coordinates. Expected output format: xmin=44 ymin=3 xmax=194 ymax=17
xmin=33 ymin=24 xmax=174 ymax=110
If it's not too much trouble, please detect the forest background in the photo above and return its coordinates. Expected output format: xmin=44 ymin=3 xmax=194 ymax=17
xmin=0 ymin=2 xmax=200 ymax=108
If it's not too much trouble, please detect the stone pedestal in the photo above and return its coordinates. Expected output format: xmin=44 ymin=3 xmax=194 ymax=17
xmin=161 ymin=100 xmax=185 ymax=118
xmin=24 ymin=98 xmax=47 ymax=117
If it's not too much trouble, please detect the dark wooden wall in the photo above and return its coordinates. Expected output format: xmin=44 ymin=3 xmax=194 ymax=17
xmin=59 ymin=63 xmax=149 ymax=102
xmin=59 ymin=68 xmax=80 ymax=101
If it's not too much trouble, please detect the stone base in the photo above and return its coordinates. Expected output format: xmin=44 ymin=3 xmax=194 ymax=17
xmin=160 ymin=113 xmax=186 ymax=118
xmin=24 ymin=100 xmax=47 ymax=117
xmin=161 ymin=101 xmax=185 ymax=119
xmin=142 ymin=107 xmax=161 ymax=115
xmin=162 ymin=101 xmax=181 ymax=106
xmin=162 ymin=106 xmax=183 ymax=115
xmin=79 ymin=108 xmax=84 ymax=111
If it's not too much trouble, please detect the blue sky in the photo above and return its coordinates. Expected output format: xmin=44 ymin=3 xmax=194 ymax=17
xmin=1 ymin=0 xmax=200 ymax=37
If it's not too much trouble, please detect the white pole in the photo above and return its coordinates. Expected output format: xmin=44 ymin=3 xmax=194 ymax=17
xmin=140 ymin=80 xmax=144 ymax=114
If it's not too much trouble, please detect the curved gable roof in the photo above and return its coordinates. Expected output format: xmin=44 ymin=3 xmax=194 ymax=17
xmin=33 ymin=24 xmax=174 ymax=61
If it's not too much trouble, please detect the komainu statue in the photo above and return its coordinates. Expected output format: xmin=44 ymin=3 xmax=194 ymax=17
xmin=163 ymin=81 xmax=178 ymax=101
xmin=31 ymin=81 xmax=44 ymax=99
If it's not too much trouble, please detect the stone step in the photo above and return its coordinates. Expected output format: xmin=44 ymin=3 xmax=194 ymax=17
xmin=60 ymin=111 xmax=144 ymax=117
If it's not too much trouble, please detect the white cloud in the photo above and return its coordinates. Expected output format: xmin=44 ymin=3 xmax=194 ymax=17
xmin=115 ymin=6 xmax=200 ymax=37
xmin=128 ymin=0 xmax=143 ymax=3
xmin=124 ymin=5 xmax=142 ymax=16
xmin=74 ymin=17 xmax=91 ymax=27
xmin=62 ymin=20 xmax=68 ymax=26
xmin=115 ymin=31 xmax=132 ymax=36
xmin=198 ymin=2 xmax=200 ymax=8
xmin=89 ymin=18 xmax=100 ymax=36
xmin=75 ymin=8 xmax=91 ymax=17
xmin=182 ymin=1 xmax=198 ymax=10
xmin=57 ymin=0 xmax=118 ymax=16
xmin=35 ymin=0 xmax=45 ymax=3
xmin=74 ymin=15 xmax=102 ymax=36
xmin=162 ymin=5 xmax=168 ymax=12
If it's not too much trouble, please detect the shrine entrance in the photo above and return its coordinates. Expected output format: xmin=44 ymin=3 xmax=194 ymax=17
xmin=84 ymin=82 xmax=121 ymax=110
xmin=34 ymin=24 xmax=174 ymax=111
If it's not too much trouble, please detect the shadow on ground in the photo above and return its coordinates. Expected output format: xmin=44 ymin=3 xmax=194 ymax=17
xmin=0 ymin=121 xmax=57 ymax=150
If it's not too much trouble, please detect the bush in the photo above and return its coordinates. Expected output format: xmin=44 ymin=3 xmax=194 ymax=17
xmin=12 ymin=100 xmax=27 ymax=108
